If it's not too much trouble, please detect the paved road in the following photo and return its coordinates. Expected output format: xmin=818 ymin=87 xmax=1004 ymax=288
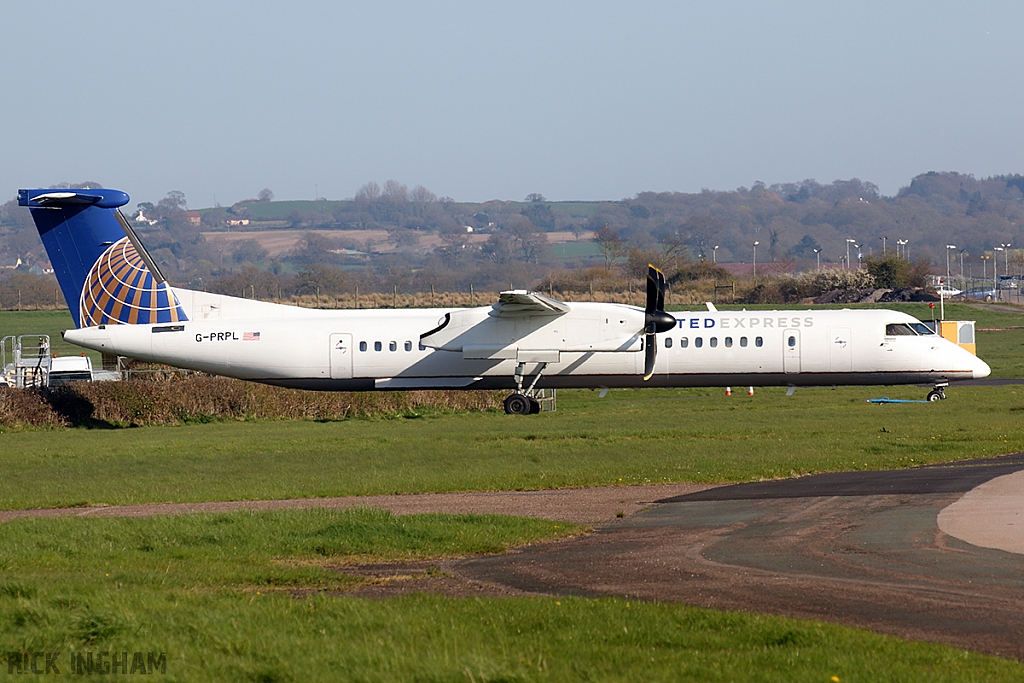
xmin=461 ymin=453 xmax=1024 ymax=660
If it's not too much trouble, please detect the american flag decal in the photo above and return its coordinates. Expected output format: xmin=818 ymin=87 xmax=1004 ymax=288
xmin=243 ymin=332 xmax=260 ymax=341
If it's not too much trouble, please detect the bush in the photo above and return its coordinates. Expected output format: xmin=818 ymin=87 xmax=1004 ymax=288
xmin=668 ymin=262 xmax=733 ymax=283
xmin=737 ymin=268 xmax=876 ymax=304
xmin=0 ymin=378 xmax=504 ymax=430
xmin=863 ymin=255 xmax=929 ymax=288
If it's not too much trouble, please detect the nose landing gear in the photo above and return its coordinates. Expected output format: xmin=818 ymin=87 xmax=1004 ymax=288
xmin=927 ymin=382 xmax=948 ymax=402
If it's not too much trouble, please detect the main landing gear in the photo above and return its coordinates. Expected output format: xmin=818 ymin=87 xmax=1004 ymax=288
xmin=503 ymin=361 xmax=548 ymax=415
xmin=927 ymin=382 xmax=948 ymax=402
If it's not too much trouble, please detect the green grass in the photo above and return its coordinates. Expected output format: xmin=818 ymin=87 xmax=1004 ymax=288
xmin=550 ymin=241 xmax=602 ymax=258
xmin=1 ymin=511 xmax=1019 ymax=682
xmin=0 ymin=509 xmax=577 ymax=593
xmin=0 ymin=310 xmax=99 ymax=362
xmin=2 ymin=385 xmax=1024 ymax=510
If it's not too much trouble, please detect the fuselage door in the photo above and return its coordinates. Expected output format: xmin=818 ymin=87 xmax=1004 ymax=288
xmin=330 ymin=333 xmax=353 ymax=380
xmin=783 ymin=329 xmax=801 ymax=374
xmin=829 ymin=327 xmax=852 ymax=372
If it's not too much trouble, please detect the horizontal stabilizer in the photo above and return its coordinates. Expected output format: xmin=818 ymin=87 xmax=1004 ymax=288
xmin=19 ymin=188 xmax=130 ymax=209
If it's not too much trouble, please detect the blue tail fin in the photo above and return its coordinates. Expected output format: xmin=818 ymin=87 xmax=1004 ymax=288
xmin=19 ymin=188 xmax=188 ymax=328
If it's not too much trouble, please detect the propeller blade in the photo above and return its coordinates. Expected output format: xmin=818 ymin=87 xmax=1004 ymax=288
xmin=645 ymin=265 xmax=659 ymax=315
xmin=644 ymin=333 xmax=657 ymax=380
xmin=656 ymin=267 xmax=666 ymax=312
xmin=644 ymin=265 xmax=676 ymax=335
xmin=643 ymin=265 xmax=674 ymax=380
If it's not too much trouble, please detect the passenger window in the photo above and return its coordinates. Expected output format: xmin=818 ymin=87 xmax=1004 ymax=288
xmin=755 ymin=336 xmax=763 ymax=347
xmin=710 ymin=337 xmax=718 ymax=348
xmin=725 ymin=337 xmax=733 ymax=348
xmin=418 ymin=341 xmax=426 ymax=351
xmin=680 ymin=337 xmax=688 ymax=348
xmin=664 ymin=337 xmax=673 ymax=348
xmin=788 ymin=336 xmax=796 ymax=348
xmin=359 ymin=341 xmax=367 ymax=352
xmin=695 ymin=337 xmax=703 ymax=348
xmin=740 ymin=337 xmax=748 ymax=348
xmin=389 ymin=341 xmax=397 ymax=352
xmin=374 ymin=341 xmax=382 ymax=352
xmin=405 ymin=341 xmax=413 ymax=351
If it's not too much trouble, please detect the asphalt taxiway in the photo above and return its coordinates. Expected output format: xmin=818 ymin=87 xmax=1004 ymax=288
xmin=461 ymin=453 xmax=1024 ymax=660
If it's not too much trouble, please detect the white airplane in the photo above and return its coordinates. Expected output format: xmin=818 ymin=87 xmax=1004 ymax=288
xmin=19 ymin=188 xmax=989 ymax=413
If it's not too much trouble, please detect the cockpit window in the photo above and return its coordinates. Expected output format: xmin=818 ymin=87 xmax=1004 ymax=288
xmin=885 ymin=323 xmax=917 ymax=336
xmin=910 ymin=322 xmax=935 ymax=335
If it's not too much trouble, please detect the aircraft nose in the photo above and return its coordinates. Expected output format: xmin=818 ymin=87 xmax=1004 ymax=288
xmin=972 ymin=353 xmax=991 ymax=379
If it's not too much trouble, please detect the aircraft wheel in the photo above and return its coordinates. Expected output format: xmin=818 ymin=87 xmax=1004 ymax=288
xmin=504 ymin=393 xmax=532 ymax=415
xmin=927 ymin=389 xmax=945 ymax=402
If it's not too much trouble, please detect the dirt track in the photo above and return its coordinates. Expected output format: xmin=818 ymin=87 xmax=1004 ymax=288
xmin=0 ymin=483 xmax=710 ymax=526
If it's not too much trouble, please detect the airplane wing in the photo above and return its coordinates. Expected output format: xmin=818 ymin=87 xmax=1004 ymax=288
xmin=488 ymin=290 xmax=570 ymax=318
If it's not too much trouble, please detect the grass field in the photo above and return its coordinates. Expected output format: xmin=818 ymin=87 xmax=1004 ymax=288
xmin=0 ymin=310 xmax=99 ymax=362
xmin=4 ymin=306 xmax=1024 ymax=679
xmin=2 ymin=385 xmax=1024 ymax=509
xmin=2 ymin=510 xmax=1021 ymax=682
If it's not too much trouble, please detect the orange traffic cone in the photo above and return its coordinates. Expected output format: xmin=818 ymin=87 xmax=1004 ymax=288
xmin=748 ymin=386 xmax=754 ymax=396
xmin=725 ymin=386 xmax=732 ymax=396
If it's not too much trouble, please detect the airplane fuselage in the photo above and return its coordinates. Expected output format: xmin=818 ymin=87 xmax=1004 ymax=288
xmin=63 ymin=288 xmax=989 ymax=392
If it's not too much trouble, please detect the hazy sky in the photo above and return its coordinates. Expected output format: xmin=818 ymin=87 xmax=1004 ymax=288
xmin=4 ymin=1 xmax=1023 ymax=208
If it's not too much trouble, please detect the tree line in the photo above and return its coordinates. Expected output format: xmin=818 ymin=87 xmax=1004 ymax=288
xmin=3 ymin=172 xmax=1024 ymax=304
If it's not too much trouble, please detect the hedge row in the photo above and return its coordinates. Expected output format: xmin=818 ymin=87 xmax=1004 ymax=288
xmin=0 ymin=376 xmax=504 ymax=429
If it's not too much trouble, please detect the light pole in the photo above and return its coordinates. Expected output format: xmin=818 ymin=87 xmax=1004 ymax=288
xmin=713 ymin=245 xmax=719 ymax=264
xmin=897 ymin=239 xmax=907 ymax=260
xmin=1002 ymin=243 xmax=1011 ymax=275
xmin=945 ymin=245 xmax=956 ymax=285
xmin=880 ymin=236 xmax=887 ymax=255
xmin=854 ymin=243 xmax=861 ymax=270
xmin=813 ymin=248 xmax=821 ymax=270
xmin=959 ymin=249 xmax=967 ymax=288
xmin=752 ymin=241 xmax=759 ymax=277
xmin=846 ymin=239 xmax=856 ymax=270
xmin=994 ymin=247 xmax=1004 ymax=294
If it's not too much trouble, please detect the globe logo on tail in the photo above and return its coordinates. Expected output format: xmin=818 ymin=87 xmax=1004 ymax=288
xmin=80 ymin=237 xmax=188 ymax=326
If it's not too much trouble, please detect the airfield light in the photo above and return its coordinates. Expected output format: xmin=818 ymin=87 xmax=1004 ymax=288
xmin=713 ymin=245 xmax=719 ymax=264
xmin=752 ymin=241 xmax=759 ymax=277
xmin=846 ymin=238 xmax=856 ymax=270
xmin=812 ymin=248 xmax=821 ymax=270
